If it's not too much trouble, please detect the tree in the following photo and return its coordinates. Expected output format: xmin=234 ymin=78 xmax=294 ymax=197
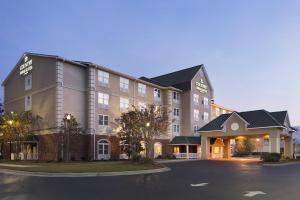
xmin=0 ymin=99 xmax=4 ymax=116
xmin=234 ymin=139 xmax=256 ymax=156
xmin=0 ymin=111 xmax=43 ymax=160
xmin=60 ymin=114 xmax=81 ymax=161
xmin=116 ymin=104 xmax=170 ymax=159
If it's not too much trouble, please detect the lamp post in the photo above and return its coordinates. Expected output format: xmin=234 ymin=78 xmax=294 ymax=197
xmin=66 ymin=114 xmax=71 ymax=161
xmin=8 ymin=120 xmax=13 ymax=160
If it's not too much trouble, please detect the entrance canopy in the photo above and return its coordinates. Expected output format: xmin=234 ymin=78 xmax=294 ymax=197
xmin=169 ymin=136 xmax=201 ymax=145
xmin=198 ymin=110 xmax=296 ymax=159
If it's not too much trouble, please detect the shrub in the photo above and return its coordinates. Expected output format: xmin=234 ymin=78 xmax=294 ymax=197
xmin=261 ymin=153 xmax=281 ymax=162
xmin=156 ymin=154 xmax=176 ymax=160
xmin=138 ymin=157 xmax=154 ymax=164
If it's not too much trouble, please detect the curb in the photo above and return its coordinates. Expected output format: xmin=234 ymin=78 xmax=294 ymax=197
xmin=263 ymin=161 xmax=300 ymax=167
xmin=156 ymin=159 xmax=199 ymax=164
xmin=0 ymin=167 xmax=171 ymax=177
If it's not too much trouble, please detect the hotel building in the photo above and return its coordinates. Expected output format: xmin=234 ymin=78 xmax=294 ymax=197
xmin=2 ymin=52 xmax=232 ymax=161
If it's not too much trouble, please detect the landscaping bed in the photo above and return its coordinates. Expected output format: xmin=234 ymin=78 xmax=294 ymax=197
xmin=0 ymin=160 xmax=164 ymax=173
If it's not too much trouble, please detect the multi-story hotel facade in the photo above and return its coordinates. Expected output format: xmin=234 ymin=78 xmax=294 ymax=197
xmin=2 ymin=52 xmax=231 ymax=161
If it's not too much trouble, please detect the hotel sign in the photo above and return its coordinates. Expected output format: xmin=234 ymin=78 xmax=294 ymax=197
xmin=20 ymin=56 xmax=33 ymax=76
xmin=196 ymin=79 xmax=207 ymax=93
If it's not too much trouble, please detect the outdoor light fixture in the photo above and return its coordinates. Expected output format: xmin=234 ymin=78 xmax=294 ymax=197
xmin=256 ymin=138 xmax=260 ymax=142
xmin=8 ymin=120 xmax=13 ymax=125
xmin=66 ymin=114 xmax=71 ymax=120
xmin=146 ymin=122 xmax=150 ymax=127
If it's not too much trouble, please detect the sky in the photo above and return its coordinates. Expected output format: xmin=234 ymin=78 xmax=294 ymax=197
xmin=0 ymin=0 xmax=300 ymax=125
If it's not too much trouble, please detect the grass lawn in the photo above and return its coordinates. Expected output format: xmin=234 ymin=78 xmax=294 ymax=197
xmin=0 ymin=161 xmax=164 ymax=173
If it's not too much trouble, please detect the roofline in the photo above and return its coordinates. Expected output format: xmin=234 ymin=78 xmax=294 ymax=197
xmin=2 ymin=52 xmax=182 ymax=91
xmin=2 ymin=52 xmax=87 ymax=86
xmin=221 ymin=111 xmax=250 ymax=127
xmin=89 ymin=63 xmax=182 ymax=91
xmin=262 ymin=110 xmax=283 ymax=127
xmin=211 ymin=103 xmax=233 ymax=112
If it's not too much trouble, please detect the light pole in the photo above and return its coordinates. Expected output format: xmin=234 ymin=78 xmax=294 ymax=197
xmin=8 ymin=120 xmax=13 ymax=160
xmin=66 ymin=114 xmax=71 ymax=161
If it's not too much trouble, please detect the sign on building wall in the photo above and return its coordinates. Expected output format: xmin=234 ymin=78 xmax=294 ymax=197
xmin=20 ymin=56 xmax=33 ymax=76
xmin=196 ymin=79 xmax=208 ymax=93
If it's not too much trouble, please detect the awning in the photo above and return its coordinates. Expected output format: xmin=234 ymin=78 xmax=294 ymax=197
xmin=169 ymin=136 xmax=201 ymax=145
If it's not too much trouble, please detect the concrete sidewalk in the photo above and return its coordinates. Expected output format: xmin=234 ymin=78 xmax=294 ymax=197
xmin=0 ymin=167 xmax=171 ymax=177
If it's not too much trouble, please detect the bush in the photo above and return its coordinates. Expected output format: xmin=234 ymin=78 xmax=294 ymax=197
xmin=261 ymin=153 xmax=281 ymax=162
xmin=138 ymin=157 xmax=154 ymax=164
xmin=156 ymin=154 xmax=176 ymax=160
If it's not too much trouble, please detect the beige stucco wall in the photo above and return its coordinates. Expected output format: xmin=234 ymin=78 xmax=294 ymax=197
xmin=3 ymin=55 xmax=57 ymax=133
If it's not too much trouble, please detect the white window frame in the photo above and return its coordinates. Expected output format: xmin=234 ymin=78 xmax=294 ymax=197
xmin=99 ymin=114 xmax=109 ymax=126
xmin=154 ymin=88 xmax=161 ymax=100
xmin=25 ymin=74 xmax=32 ymax=90
xmin=120 ymin=97 xmax=129 ymax=112
xmin=173 ymin=108 xmax=180 ymax=117
xmin=194 ymin=109 xmax=199 ymax=121
xmin=25 ymin=95 xmax=32 ymax=111
xmin=173 ymin=124 xmax=180 ymax=133
xmin=193 ymin=125 xmax=199 ymax=136
xmin=138 ymin=83 xmax=146 ymax=96
xmin=173 ymin=91 xmax=179 ymax=102
xmin=138 ymin=102 xmax=146 ymax=111
xmin=98 ymin=70 xmax=109 ymax=87
xmin=98 ymin=92 xmax=109 ymax=108
xmin=193 ymin=94 xmax=199 ymax=105
xmin=120 ymin=77 xmax=129 ymax=92
xmin=203 ymin=97 xmax=209 ymax=108
xmin=203 ymin=112 xmax=209 ymax=122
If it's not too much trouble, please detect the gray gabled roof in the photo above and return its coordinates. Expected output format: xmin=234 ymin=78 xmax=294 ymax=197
xmin=199 ymin=110 xmax=292 ymax=132
xmin=169 ymin=136 xmax=201 ymax=145
xmin=148 ymin=65 xmax=203 ymax=91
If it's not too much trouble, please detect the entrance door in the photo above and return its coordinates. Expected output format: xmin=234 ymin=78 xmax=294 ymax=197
xmin=98 ymin=140 xmax=110 ymax=160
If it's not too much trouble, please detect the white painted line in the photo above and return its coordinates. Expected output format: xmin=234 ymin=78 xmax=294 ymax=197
xmin=244 ymin=191 xmax=266 ymax=197
xmin=190 ymin=183 xmax=208 ymax=187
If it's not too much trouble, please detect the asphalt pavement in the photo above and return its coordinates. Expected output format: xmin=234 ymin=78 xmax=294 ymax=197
xmin=1 ymin=160 xmax=300 ymax=200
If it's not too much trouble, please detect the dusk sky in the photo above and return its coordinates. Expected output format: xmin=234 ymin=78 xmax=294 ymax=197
xmin=0 ymin=0 xmax=299 ymax=125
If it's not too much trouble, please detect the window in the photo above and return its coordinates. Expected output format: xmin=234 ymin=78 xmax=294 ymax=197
xmin=138 ymin=83 xmax=146 ymax=96
xmin=194 ymin=125 xmax=199 ymax=136
xmin=154 ymin=142 xmax=162 ymax=158
xmin=222 ymin=110 xmax=226 ymax=114
xmin=120 ymin=97 xmax=129 ymax=112
xmin=173 ymin=92 xmax=179 ymax=101
xmin=203 ymin=97 xmax=209 ymax=108
xmin=99 ymin=115 xmax=109 ymax=126
xmin=25 ymin=74 xmax=32 ymax=90
xmin=173 ymin=124 xmax=180 ymax=133
xmin=98 ymin=140 xmax=110 ymax=160
xmin=173 ymin=108 xmax=180 ymax=117
xmin=194 ymin=109 xmax=199 ymax=121
xmin=193 ymin=94 xmax=199 ymax=104
xmin=203 ymin=112 xmax=209 ymax=122
xmin=98 ymin=70 xmax=109 ymax=86
xmin=138 ymin=102 xmax=146 ymax=111
xmin=25 ymin=95 xmax=32 ymax=111
xmin=98 ymin=92 xmax=109 ymax=107
xmin=154 ymin=88 xmax=161 ymax=99
xmin=120 ymin=77 xmax=129 ymax=92
xmin=215 ymin=108 xmax=220 ymax=116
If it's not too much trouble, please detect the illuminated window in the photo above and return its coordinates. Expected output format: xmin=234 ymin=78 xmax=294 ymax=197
xmin=120 ymin=77 xmax=129 ymax=92
xmin=138 ymin=102 xmax=146 ymax=111
xmin=138 ymin=83 xmax=146 ymax=96
xmin=193 ymin=94 xmax=199 ymax=104
xmin=120 ymin=97 xmax=129 ymax=112
xmin=216 ymin=108 xmax=220 ymax=116
xmin=154 ymin=142 xmax=162 ymax=158
xmin=203 ymin=97 xmax=209 ymax=108
xmin=98 ymin=70 xmax=109 ymax=86
xmin=25 ymin=95 xmax=32 ymax=111
xmin=203 ymin=112 xmax=209 ymax=122
xmin=25 ymin=74 xmax=32 ymax=90
xmin=99 ymin=115 xmax=109 ymax=126
xmin=173 ymin=146 xmax=180 ymax=154
xmin=154 ymin=88 xmax=161 ymax=99
xmin=98 ymin=92 xmax=109 ymax=108
xmin=140 ymin=141 xmax=146 ymax=156
xmin=173 ymin=108 xmax=180 ymax=117
xmin=213 ymin=147 xmax=220 ymax=154
xmin=194 ymin=109 xmax=199 ymax=121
